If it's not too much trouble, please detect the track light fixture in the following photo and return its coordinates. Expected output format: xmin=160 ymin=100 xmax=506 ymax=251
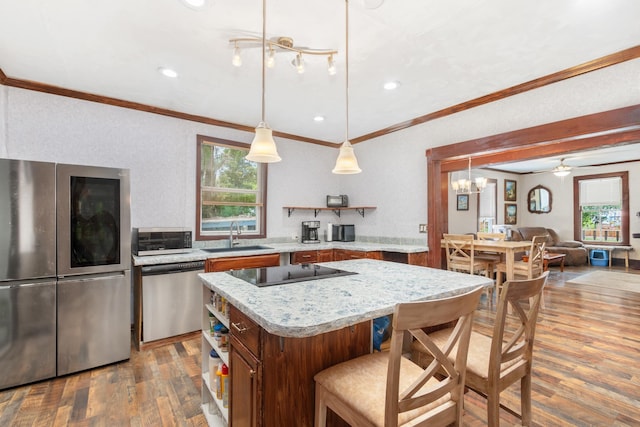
xmin=229 ymin=36 xmax=338 ymax=75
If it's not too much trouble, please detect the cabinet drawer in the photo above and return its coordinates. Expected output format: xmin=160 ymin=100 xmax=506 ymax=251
xmin=206 ymin=253 xmax=280 ymax=272
xmin=291 ymin=250 xmax=317 ymax=264
xmin=317 ymin=249 xmax=334 ymax=262
xmin=334 ymin=249 xmax=382 ymax=261
xmin=229 ymin=305 xmax=261 ymax=357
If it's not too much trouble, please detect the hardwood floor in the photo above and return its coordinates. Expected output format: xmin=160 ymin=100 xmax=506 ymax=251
xmin=1 ymin=265 xmax=639 ymax=426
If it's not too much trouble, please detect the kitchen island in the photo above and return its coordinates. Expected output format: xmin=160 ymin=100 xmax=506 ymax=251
xmin=199 ymin=259 xmax=491 ymax=426
xmin=132 ymin=242 xmax=428 ymax=350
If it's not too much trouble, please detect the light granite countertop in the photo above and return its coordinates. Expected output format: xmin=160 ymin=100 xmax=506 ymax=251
xmin=198 ymin=259 xmax=491 ymax=338
xmin=131 ymin=241 xmax=429 ymax=266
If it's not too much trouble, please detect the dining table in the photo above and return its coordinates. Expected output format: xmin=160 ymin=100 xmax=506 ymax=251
xmin=441 ymin=239 xmax=532 ymax=281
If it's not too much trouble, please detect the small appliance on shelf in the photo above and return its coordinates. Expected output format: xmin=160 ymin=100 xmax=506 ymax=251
xmin=326 ymin=194 xmax=349 ymax=208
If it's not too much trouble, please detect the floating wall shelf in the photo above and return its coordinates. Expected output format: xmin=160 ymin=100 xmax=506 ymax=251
xmin=284 ymin=206 xmax=376 ymax=218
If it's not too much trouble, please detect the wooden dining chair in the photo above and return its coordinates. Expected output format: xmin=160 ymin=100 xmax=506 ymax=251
xmin=314 ymin=286 xmax=484 ymax=427
xmin=413 ymin=272 xmax=548 ymax=426
xmin=476 ymin=232 xmax=507 ymax=241
xmin=444 ymin=234 xmax=494 ymax=301
xmin=475 ymin=232 xmax=507 ymax=278
xmin=443 ymin=234 xmax=493 ymax=278
xmin=495 ymin=235 xmax=546 ymax=295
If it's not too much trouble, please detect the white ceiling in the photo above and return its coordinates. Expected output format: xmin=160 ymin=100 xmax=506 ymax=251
xmin=1 ymin=0 xmax=639 ymax=153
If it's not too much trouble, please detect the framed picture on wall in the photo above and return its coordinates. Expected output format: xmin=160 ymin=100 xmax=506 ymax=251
xmin=505 ymin=203 xmax=517 ymax=224
xmin=457 ymin=194 xmax=469 ymax=211
xmin=505 ymin=180 xmax=517 ymax=201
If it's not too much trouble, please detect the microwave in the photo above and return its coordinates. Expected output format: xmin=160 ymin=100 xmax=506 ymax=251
xmin=326 ymin=194 xmax=349 ymax=208
xmin=132 ymin=227 xmax=192 ymax=256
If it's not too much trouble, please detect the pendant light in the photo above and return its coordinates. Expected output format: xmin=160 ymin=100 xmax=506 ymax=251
xmin=246 ymin=0 xmax=281 ymax=163
xmin=332 ymin=0 xmax=362 ymax=174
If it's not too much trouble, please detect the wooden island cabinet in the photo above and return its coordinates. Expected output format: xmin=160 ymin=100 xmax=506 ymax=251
xmin=228 ymin=305 xmax=369 ymax=427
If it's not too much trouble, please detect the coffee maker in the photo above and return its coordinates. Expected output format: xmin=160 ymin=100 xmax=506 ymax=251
xmin=301 ymin=221 xmax=321 ymax=244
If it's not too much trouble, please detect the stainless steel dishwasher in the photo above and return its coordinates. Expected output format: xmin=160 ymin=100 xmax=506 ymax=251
xmin=141 ymin=261 xmax=205 ymax=343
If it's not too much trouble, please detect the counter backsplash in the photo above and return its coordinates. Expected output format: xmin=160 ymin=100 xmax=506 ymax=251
xmin=191 ymin=235 xmax=426 ymax=250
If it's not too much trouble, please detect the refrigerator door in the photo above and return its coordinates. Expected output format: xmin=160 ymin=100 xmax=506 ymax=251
xmin=0 ymin=280 xmax=56 ymax=390
xmin=57 ymin=271 xmax=131 ymax=375
xmin=0 ymin=159 xmax=56 ymax=281
xmin=56 ymin=163 xmax=131 ymax=277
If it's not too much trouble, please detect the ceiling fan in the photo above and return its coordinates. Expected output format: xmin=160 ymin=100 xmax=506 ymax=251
xmin=551 ymin=158 xmax=572 ymax=177
xmin=524 ymin=157 xmax=590 ymax=177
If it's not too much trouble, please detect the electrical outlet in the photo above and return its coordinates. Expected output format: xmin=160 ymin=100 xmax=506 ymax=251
xmin=419 ymin=224 xmax=427 ymax=233
xmin=292 ymin=235 xmax=299 ymax=241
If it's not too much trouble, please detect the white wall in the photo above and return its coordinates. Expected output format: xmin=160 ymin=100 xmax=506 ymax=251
xmin=1 ymin=87 xmax=340 ymax=241
xmin=1 ymin=58 xmax=639 ymax=251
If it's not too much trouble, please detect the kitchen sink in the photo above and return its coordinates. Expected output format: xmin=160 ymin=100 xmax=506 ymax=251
xmin=201 ymin=245 xmax=274 ymax=253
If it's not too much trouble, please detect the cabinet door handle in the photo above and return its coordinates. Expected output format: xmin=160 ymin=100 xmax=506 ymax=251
xmin=250 ymin=369 xmax=256 ymax=377
xmin=232 ymin=322 xmax=249 ymax=333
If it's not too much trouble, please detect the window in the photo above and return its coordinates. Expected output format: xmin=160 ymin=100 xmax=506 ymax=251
xmin=196 ymin=135 xmax=267 ymax=241
xmin=477 ymin=179 xmax=497 ymax=232
xmin=574 ymin=172 xmax=628 ymax=245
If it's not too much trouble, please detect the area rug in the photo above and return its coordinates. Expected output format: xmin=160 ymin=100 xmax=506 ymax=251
xmin=566 ymin=270 xmax=640 ymax=293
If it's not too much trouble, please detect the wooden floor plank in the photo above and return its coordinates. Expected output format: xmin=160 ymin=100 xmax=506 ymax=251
xmin=1 ymin=265 xmax=640 ymax=426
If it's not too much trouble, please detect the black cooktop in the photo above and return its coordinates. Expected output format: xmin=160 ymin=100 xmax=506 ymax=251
xmin=226 ymin=264 xmax=357 ymax=287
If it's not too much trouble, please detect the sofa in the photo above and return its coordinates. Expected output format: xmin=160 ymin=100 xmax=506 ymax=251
xmin=510 ymin=227 xmax=589 ymax=266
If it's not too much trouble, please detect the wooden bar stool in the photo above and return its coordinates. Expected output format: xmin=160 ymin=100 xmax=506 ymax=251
xmin=314 ymin=286 xmax=484 ymax=427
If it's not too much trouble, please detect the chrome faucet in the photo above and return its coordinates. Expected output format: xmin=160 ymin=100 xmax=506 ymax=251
xmin=229 ymin=221 xmax=241 ymax=248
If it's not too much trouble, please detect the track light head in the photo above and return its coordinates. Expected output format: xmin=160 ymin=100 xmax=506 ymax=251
xmin=327 ymin=55 xmax=336 ymax=75
xmin=232 ymin=45 xmax=242 ymax=67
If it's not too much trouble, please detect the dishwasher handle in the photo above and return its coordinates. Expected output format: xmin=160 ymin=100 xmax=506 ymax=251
xmin=141 ymin=261 xmax=205 ymax=275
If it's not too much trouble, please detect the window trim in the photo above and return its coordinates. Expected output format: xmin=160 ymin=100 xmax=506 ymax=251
xmin=195 ymin=134 xmax=268 ymax=241
xmin=573 ymin=171 xmax=628 ymax=245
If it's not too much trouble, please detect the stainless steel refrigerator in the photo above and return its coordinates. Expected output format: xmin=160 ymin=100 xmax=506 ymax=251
xmin=0 ymin=159 xmax=131 ymax=389
xmin=0 ymin=159 xmax=57 ymax=390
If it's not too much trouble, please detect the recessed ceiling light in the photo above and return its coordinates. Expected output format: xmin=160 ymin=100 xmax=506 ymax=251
xmin=179 ymin=0 xmax=208 ymax=9
xmin=158 ymin=67 xmax=178 ymax=78
xmin=314 ymin=115 xmax=325 ymax=122
xmin=383 ymin=81 xmax=400 ymax=90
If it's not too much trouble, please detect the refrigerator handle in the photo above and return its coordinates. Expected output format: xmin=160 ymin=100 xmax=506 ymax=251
xmin=1 ymin=280 xmax=57 ymax=290
xmin=57 ymin=271 xmax=128 ymax=282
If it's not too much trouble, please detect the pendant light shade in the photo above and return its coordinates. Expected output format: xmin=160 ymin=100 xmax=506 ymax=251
xmin=332 ymin=139 xmax=361 ymax=174
xmin=246 ymin=121 xmax=281 ymax=162
xmin=332 ymin=0 xmax=361 ymax=174
xmin=246 ymin=0 xmax=282 ymax=164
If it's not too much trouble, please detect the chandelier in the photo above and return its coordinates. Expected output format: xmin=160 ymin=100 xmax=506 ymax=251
xmin=451 ymin=157 xmax=487 ymax=194
xmin=229 ymin=36 xmax=338 ymax=75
